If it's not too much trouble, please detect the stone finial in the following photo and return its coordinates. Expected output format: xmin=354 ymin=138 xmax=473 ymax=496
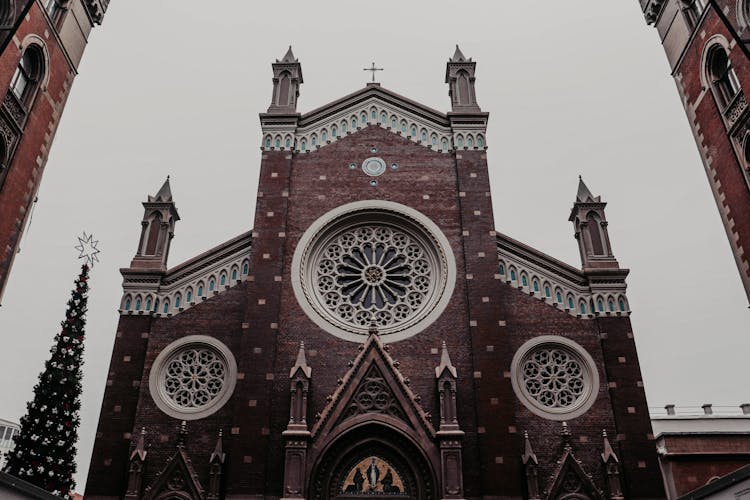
xmin=601 ymin=429 xmax=619 ymax=463
xmin=279 ymin=45 xmax=297 ymax=63
xmin=130 ymin=427 xmax=147 ymax=462
xmin=561 ymin=421 xmax=573 ymax=449
xmin=575 ymin=176 xmax=599 ymax=203
xmin=450 ymin=44 xmax=469 ymax=63
xmin=368 ymin=322 xmax=379 ymax=337
xmin=665 ymin=404 xmax=676 ymax=415
xmin=435 ymin=340 xmax=457 ymax=378
xmin=209 ymin=429 xmax=225 ymax=464
xmin=522 ymin=431 xmax=538 ymax=465
xmin=289 ymin=341 xmax=312 ymax=378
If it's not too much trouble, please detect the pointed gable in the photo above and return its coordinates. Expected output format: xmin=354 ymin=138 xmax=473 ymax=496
xmin=311 ymin=333 xmax=435 ymax=440
xmin=142 ymin=446 xmax=205 ymax=500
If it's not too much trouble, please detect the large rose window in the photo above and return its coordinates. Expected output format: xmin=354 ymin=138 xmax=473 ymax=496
xmin=293 ymin=202 xmax=456 ymax=342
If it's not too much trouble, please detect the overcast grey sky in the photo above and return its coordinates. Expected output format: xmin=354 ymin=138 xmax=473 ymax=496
xmin=1 ymin=0 xmax=749 ymax=490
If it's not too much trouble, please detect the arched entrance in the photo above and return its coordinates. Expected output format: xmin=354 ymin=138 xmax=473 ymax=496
xmin=310 ymin=424 xmax=436 ymax=500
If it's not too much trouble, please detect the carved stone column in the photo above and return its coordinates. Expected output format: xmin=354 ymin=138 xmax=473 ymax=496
xmin=282 ymin=342 xmax=312 ymax=500
xmin=435 ymin=341 xmax=465 ymax=500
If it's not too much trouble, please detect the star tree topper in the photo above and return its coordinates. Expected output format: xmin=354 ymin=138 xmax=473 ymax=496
xmin=75 ymin=232 xmax=100 ymax=267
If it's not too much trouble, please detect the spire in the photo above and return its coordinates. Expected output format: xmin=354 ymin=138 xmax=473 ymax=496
xmin=435 ymin=341 xmax=457 ymax=378
xmin=451 ymin=44 xmax=468 ymax=62
xmin=569 ymin=176 xmax=621 ymax=270
xmin=279 ymin=45 xmax=297 ymax=63
xmin=289 ymin=341 xmax=312 ymax=378
xmin=575 ymin=176 xmax=599 ymax=203
xmin=209 ymin=429 xmax=225 ymax=464
xmin=445 ymin=44 xmax=481 ymax=112
xmin=267 ymin=46 xmax=303 ymax=113
xmin=522 ymin=431 xmax=538 ymax=465
xmin=149 ymin=176 xmax=173 ymax=203
xmin=130 ymin=177 xmax=179 ymax=271
xmin=601 ymin=429 xmax=619 ymax=463
xmin=130 ymin=427 xmax=147 ymax=462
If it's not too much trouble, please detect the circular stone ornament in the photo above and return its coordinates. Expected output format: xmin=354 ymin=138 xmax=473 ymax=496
xmin=362 ymin=157 xmax=387 ymax=177
xmin=510 ymin=336 xmax=599 ymax=421
xmin=149 ymin=335 xmax=237 ymax=420
xmin=292 ymin=200 xmax=456 ymax=343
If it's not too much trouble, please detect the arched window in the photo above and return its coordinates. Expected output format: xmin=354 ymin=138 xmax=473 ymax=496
xmin=421 ymin=129 xmax=427 ymax=142
xmin=567 ymin=296 xmax=575 ymax=309
xmin=533 ymin=280 xmax=540 ymax=293
xmin=587 ymin=212 xmax=606 ymax=256
xmin=351 ymin=117 xmax=357 ymax=129
xmin=10 ymin=46 xmax=43 ymax=106
xmin=300 ymin=139 xmax=306 ymax=152
xmin=498 ymin=263 xmax=505 ymax=275
xmin=597 ymin=299 xmax=604 ymax=312
xmin=144 ymin=212 xmax=161 ymax=255
xmin=265 ymin=136 xmax=272 ymax=148
xmin=197 ymin=283 xmax=204 ymax=297
xmin=220 ymin=273 xmax=227 ymax=286
xmin=284 ymin=136 xmax=291 ymax=148
xmin=544 ymin=285 xmax=551 ymax=298
xmin=124 ymin=296 xmax=132 ymax=311
xmin=321 ymin=130 xmax=328 ymax=142
xmin=410 ymin=125 xmax=417 ymax=137
xmin=380 ymin=111 xmax=387 ymax=124
xmin=361 ymin=112 xmax=368 ymax=124
xmin=441 ymin=138 xmax=449 ymax=151
xmin=707 ymin=46 xmax=741 ymax=108
xmin=510 ymin=269 xmax=517 ymax=281
xmin=457 ymin=71 xmax=471 ymax=105
xmin=134 ymin=296 xmax=142 ymax=311
xmin=431 ymin=134 xmax=438 ymax=146
xmin=311 ymin=134 xmax=317 ymax=147
xmin=174 ymin=294 xmax=182 ymax=309
xmin=231 ymin=268 xmax=238 ymax=280
xmin=163 ymin=300 xmax=170 ymax=314
xmin=186 ymin=288 xmax=193 ymax=303
xmin=467 ymin=135 xmax=474 ymax=148
xmin=608 ymin=298 xmax=615 ymax=312
xmin=242 ymin=261 xmax=249 ymax=274
xmin=521 ymin=273 xmax=528 ymax=287
xmin=556 ymin=290 xmax=563 ymax=303
xmin=274 ymin=136 xmax=281 ymax=149
xmin=145 ymin=296 xmax=152 ymax=312
xmin=391 ymin=117 xmax=397 ymax=129
xmin=44 ymin=0 xmax=62 ymax=23
xmin=331 ymin=125 xmax=337 ymax=138
xmin=477 ymin=135 xmax=485 ymax=149
xmin=683 ymin=0 xmax=707 ymax=29
xmin=618 ymin=298 xmax=627 ymax=312
xmin=209 ymin=278 xmax=215 ymax=292
xmin=579 ymin=302 xmax=587 ymax=315
xmin=341 ymin=121 xmax=347 ymax=133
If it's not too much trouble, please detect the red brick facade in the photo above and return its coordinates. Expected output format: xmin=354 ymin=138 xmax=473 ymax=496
xmin=86 ymin=52 xmax=664 ymax=499
xmin=640 ymin=0 xmax=750 ymax=303
xmin=0 ymin=0 xmax=106 ymax=304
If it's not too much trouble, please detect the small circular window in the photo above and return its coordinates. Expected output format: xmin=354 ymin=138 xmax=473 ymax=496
xmin=149 ymin=335 xmax=237 ymax=420
xmin=510 ymin=336 xmax=598 ymax=420
xmin=362 ymin=157 xmax=387 ymax=176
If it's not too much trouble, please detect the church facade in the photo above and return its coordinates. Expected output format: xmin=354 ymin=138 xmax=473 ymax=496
xmin=85 ymin=48 xmax=665 ymax=500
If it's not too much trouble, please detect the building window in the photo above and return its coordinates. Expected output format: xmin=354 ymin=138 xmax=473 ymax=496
xmin=707 ymin=46 xmax=741 ymax=109
xmin=510 ymin=336 xmax=599 ymax=420
xmin=545 ymin=285 xmax=551 ymax=298
xmin=231 ymin=269 xmax=237 ymax=280
xmin=186 ymin=289 xmax=192 ymax=303
xmin=683 ymin=0 xmax=707 ymax=29
xmin=533 ymin=280 xmax=540 ymax=293
xmin=521 ymin=274 xmax=528 ymax=287
xmin=197 ymin=285 xmax=204 ymax=297
xmin=10 ymin=47 xmax=43 ymax=106
xmin=499 ymin=263 xmax=505 ymax=275
xmin=44 ymin=0 xmax=61 ymax=23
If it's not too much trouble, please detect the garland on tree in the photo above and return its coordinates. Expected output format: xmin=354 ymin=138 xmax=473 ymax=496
xmin=3 ymin=264 xmax=89 ymax=497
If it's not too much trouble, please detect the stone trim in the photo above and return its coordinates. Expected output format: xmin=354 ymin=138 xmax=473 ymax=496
xmin=120 ymin=231 xmax=251 ymax=317
xmin=496 ymin=233 xmax=630 ymax=319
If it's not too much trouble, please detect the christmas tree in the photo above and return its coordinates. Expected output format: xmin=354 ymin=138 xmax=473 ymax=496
xmin=2 ymin=262 xmax=91 ymax=497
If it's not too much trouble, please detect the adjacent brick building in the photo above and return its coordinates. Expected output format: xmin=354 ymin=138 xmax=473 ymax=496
xmin=0 ymin=0 xmax=109 ymax=305
xmin=638 ymin=0 xmax=750 ymax=303
xmin=86 ymin=48 xmax=665 ymax=499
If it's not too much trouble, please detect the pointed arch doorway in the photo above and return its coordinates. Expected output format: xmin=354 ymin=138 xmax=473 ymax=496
xmin=310 ymin=423 xmax=436 ymax=500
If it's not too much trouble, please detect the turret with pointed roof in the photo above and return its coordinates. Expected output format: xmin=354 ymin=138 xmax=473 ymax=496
xmin=446 ymin=44 xmax=481 ymax=113
xmin=268 ymin=45 xmax=303 ymax=114
xmin=569 ymin=177 xmax=620 ymax=270
xmin=129 ymin=177 xmax=179 ymax=271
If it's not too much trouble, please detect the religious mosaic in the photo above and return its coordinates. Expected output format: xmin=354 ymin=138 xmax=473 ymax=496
xmin=339 ymin=456 xmax=407 ymax=496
